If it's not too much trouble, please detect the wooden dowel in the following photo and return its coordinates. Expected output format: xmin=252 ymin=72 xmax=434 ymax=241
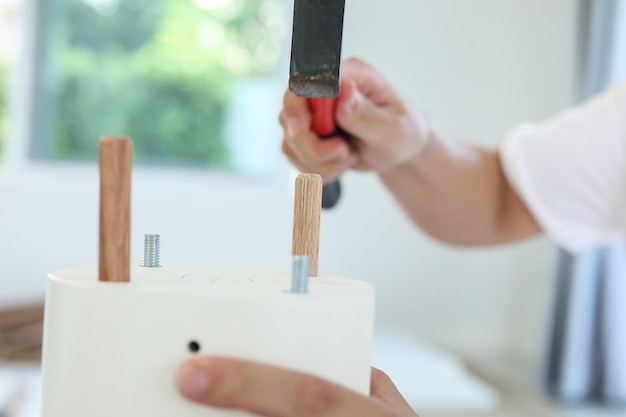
xmin=99 ymin=136 xmax=132 ymax=282
xmin=291 ymin=173 xmax=323 ymax=277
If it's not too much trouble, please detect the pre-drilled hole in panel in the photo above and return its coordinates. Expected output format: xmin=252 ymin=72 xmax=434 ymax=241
xmin=188 ymin=340 xmax=200 ymax=354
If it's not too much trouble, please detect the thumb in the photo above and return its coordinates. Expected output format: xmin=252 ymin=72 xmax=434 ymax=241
xmin=335 ymin=79 xmax=399 ymax=142
xmin=370 ymin=368 xmax=418 ymax=417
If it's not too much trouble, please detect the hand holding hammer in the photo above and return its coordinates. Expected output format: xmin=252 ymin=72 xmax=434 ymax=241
xmin=288 ymin=0 xmax=347 ymax=208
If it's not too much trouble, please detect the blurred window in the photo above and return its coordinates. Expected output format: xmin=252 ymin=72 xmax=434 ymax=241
xmin=33 ymin=0 xmax=285 ymax=174
xmin=0 ymin=0 xmax=20 ymax=161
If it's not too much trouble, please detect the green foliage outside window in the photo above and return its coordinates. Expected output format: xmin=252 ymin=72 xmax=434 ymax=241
xmin=38 ymin=0 xmax=284 ymax=168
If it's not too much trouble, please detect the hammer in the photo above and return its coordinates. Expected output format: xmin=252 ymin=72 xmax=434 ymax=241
xmin=289 ymin=0 xmax=346 ymax=209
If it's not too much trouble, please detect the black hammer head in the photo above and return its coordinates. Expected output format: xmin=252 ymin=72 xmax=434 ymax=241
xmin=289 ymin=0 xmax=346 ymax=99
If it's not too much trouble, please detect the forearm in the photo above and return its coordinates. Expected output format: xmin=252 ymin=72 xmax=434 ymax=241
xmin=379 ymin=128 xmax=541 ymax=246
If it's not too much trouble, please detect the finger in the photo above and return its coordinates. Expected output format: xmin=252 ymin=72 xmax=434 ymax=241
xmin=282 ymin=90 xmax=311 ymax=137
xmin=341 ymin=57 xmax=399 ymax=105
xmin=282 ymin=137 xmax=357 ymax=183
xmin=370 ymin=368 xmax=418 ymax=417
xmin=280 ymin=110 xmax=353 ymax=164
xmin=177 ymin=357 xmax=396 ymax=417
xmin=335 ymin=79 xmax=402 ymax=141
xmin=286 ymin=132 xmax=352 ymax=165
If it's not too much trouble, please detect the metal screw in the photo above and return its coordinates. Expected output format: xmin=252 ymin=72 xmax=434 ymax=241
xmin=141 ymin=234 xmax=160 ymax=267
xmin=290 ymin=256 xmax=309 ymax=293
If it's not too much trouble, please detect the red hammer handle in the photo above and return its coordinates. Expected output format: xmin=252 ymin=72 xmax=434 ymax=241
xmin=309 ymin=98 xmax=338 ymax=137
xmin=308 ymin=98 xmax=342 ymax=209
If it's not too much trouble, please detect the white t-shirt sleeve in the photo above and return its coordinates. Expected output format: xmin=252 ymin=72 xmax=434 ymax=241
xmin=500 ymin=79 xmax=626 ymax=253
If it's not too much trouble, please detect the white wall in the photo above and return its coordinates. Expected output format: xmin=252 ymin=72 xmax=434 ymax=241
xmin=0 ymin=0 xmax=580 ymax=361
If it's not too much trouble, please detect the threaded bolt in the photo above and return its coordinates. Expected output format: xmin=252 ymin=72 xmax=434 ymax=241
xmin=141 ymin=234 xmax=160 ymax=267
xmin=290 ymin=256 xmax=309 ymax=294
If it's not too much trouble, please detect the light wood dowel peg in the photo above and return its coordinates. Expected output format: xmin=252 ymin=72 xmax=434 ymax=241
xmin=99 ymin=136 xmax=132 ymax=283
xmin=291 ymin=173 xmax=323 ymax=277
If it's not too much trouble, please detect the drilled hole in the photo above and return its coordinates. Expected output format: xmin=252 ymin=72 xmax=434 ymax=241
xmin=188 ymin=340 xmax=200 ymax=354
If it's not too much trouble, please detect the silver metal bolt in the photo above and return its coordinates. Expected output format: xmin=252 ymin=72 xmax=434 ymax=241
xmin=290 ymin=256 xmax=310 ymax=294
xmin=141 ymin=234 xmax=160 ymax=267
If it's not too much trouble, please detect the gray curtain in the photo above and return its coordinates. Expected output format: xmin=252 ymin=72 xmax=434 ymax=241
xmin=544 ymin=0 xmax=626 ymax=405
